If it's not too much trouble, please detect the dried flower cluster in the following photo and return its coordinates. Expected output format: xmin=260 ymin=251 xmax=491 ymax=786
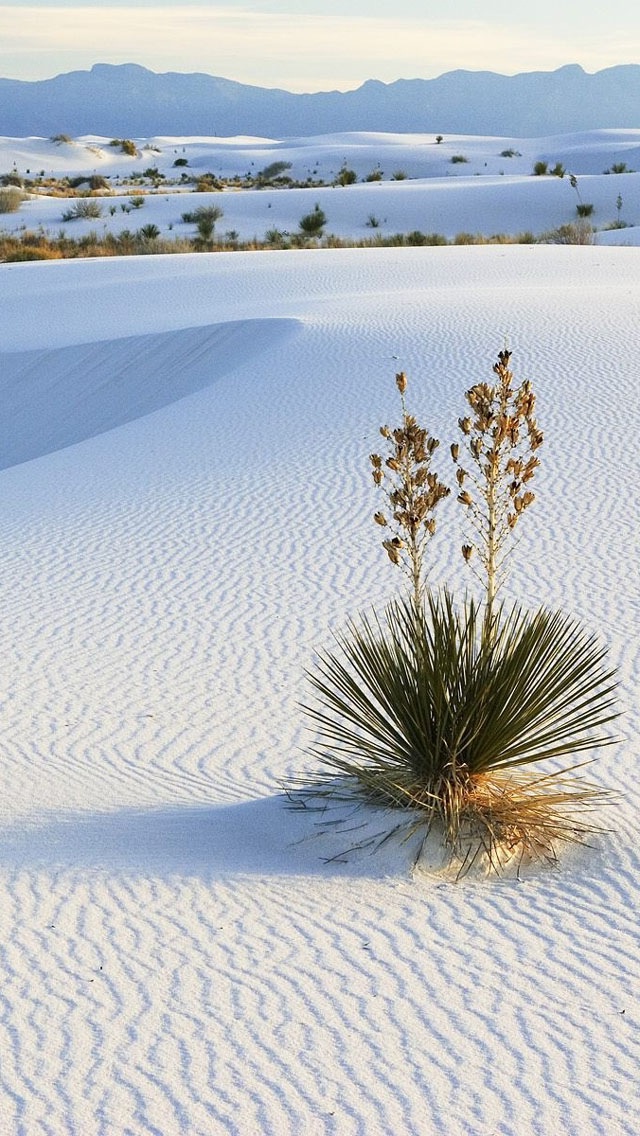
xmin=452 ymin=349 xmax=543 ymax=613
xmin=370 ymin=372 xmax=450 ymax=605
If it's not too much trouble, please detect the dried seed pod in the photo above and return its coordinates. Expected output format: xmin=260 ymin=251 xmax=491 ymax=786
xmin=373 ymin=512 xmax=387 ymax=526
xmin=395 ymin=371 xmax=407 ymax=394
xmin=462 ymin=544 xmax=474 ymax=562
xmin=450 ymin=443 xmax=459 ymax=462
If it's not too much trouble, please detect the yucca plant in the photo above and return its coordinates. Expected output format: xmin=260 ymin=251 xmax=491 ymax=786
xmin=300 ymin=590 xmax=617 ymax=872
xmin=295 ymin=358 xmax=618 ymax=874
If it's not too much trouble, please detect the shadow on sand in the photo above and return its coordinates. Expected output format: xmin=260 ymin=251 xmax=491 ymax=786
xmin=0 ymin=794 xmax=417 ymax=880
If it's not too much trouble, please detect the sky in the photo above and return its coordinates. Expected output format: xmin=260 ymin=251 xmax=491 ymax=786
xmin=1 ymin=0 xmax=640 ymax=91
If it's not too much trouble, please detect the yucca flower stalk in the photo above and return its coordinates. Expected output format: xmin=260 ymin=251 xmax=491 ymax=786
xmin=370 ymin=371 xmax=450 ymax=608
xmin=453 ymin=348 xmax=542 ymax=625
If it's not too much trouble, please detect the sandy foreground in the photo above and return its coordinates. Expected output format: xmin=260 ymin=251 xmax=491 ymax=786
xmin=0 ymin=232 xmax=639 ymax=1133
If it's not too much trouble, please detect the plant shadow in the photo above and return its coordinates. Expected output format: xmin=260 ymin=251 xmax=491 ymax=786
xmin=0 ymin=794 xmax=419 ymax=880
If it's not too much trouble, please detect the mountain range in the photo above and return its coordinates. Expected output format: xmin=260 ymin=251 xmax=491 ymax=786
xmin=2 ymin=62 xmax=640 ymax=138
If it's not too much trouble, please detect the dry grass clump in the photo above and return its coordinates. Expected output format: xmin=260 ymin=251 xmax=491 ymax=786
xmin=294 ymin=353 xmax=619 ymax=876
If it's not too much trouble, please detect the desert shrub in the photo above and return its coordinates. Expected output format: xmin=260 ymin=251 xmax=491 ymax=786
xmin=195 ymin=174 xmax=224 ymax=192
xmin=1 ymin=172 xmax=23 ymax=187
xmin=450 ymin=154 xmax=469 ymax=164
xmin=110 ymin=139 xmax=138 ymax=156
xmin=138 ymin=223 xmax=160 ymax=240
xmin=298 ymin=203 xmax=327 ymax=239
xmin=51 ymin=133 xmax=73 ymax=144
xmin=435 ymin=135 xmax=443 ymax=144
xmin=335 ymin=165 xmax=357 ymax=186
xmin=364 ymin=168 xmax=383 ymax=182
xmin=295 ymin=357 xmax=618 ymax=875
xmin=541 ymin=220 xmax=594 ymax=244
xmin=0 ymin=188 xmax=25 ymax=213
xmin=604 ymin=162 xmax=631 ymax=174
xmin=576 ymin=203 xmax=594 ymax=217
xmin=129 ymin=196 xmax=145 ymax=209
xmin=533 ymin=161 xmax=548 ymax=176
xmin=406 ymin=230 xmax=427 ymax=245
xmin=61 ymin=199 xmax=103 ymax=221
xmin=188 ymin=204 xmax=224 ymax=247
xmin=173 ymin=157 xmax=189 ymax=167
xmin=550 ymin=162 xmax=566 ymax=177
xmin=88 ymin=175 xmax=110 ymax=191
xmin=256 ymin=160 xmax=292 ymax=186
xmin=500 ymin=149 xmax=521 ymax=158
xmin=391 ymin=170 xmax=408 ymax=180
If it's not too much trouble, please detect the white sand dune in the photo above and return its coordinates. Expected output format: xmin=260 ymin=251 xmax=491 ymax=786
xmin=3 ymin=128 xmax=640 ymax=244
xmin=0 ymin=134 xmax=639 ymax=1134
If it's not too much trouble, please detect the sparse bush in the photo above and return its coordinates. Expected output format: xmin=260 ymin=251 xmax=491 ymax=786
xmin=189 ymin=204 xmax=224 ymax=247
xmin=298 ymin=203 xmax=327 ymax=239
xmin=576 ymin=203 xmax=594 ymax=217
xmin=451 ymin=154 xmax=469 ymax=164
xmin=129 ymin=196 xmax=145 ymax=209
xmin=61 ymin=199 xmax=103 ymax=221
xmin=138 ymin=223 xmax=160 ymax=240
xmin=533 ymin=161 xmax=548 ymax=176
xmin=604 ymin=162 xmax=631 ymax=174
xmin=294 ymin=356 xmax=618 ymax=875
xmin=173 ymin=157 xmax=189 ymax=167
xmin=364 ymin=168 xmax=383 ymax=182
xmin=391 ymin=170 xmax=408 ymax=180
xmin=256 ymin=160 xmax=292 ymax=186
xmin=335 ymin=164 xmax=357 ymax=186
xmin=435 ymin=135 xmax=443 ymax=144
xmin=366 ymin=214 xmax=381 ymax=228
xmin=110 ymin=139 xmax=138 ymax=156
xmin=195 ymin=174 xmax=224 ymax=192
xmin=0 ymin=187 xmax=25 ymax=213
xmin=541 ymin=220 xmax=594 ymax=244
xmin=51 ymin=133 xmax=73 ymax=144
xmin=550 ymin=162 xmax=566 ymax=178
xmin=500 ymin=149 xmax=521 ymax=158
xmin=406 ymin=230 xmax=427 ymax=245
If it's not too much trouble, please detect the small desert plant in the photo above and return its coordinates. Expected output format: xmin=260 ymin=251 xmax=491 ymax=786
xmin=550 ymin=162 xmax=566 ymax=178
xmin=295 ymin=357 xmax=618 ymax=875
xmin=500 ymin=149 xmax=521 ymax=158
xmin=391 ymin=170 xmax=408 ymax=180
xmin=451 ymin=154 xmax=469 ymax=164
xmin=256 ymin=160 xmax=292 ymax=186
xmin=364 ymin=168 xmax=383 ymax=182
xmin=532 ymin=161 xmax=548 ymax=176
xmin=335 ymin=164 xmax=357 ymax=186
xmin=298 ymin=203 xmax=327 ymax=239
xmin=604 ymin=162 xmax=630 ymax=174
xmin=576 ymin=203 xmax=594 ymax=218
xmin=366 ymin=214 xmax=381 ymax=228
xmin=541 ymin=220 xmax=594 ymax=245
xmin=0 ymin=187 xmax=25 ymax=213
xmin=435 ymin=135 xmax=443 ymax=144
xmin=61 ymin=198 xmax=103 ymax=221
xmin=189 ymin=204 xmax=224 ymax=247
xmin=51 ymin=133 xmax=73 ymax=144
xmin=138 ymin=223 xmax=160 ymax=240
xmin=110 ymin=139 xmax=138 ymax=156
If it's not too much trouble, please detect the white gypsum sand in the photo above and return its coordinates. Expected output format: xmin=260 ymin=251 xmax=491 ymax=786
xmin=2 ymin=128 xmax=640 ymax=245
xmin=0 ymin=131 xmax=639 ymax=1135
